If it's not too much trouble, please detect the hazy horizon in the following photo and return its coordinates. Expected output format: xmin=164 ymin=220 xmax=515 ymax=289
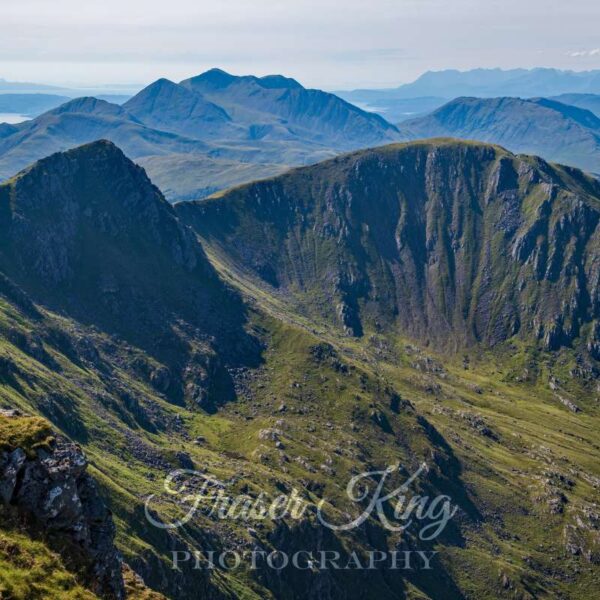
xmin=3 ymin=65 xmax=600 ymax=95
xmin=1 ymin=0 xmax=599 ymax=90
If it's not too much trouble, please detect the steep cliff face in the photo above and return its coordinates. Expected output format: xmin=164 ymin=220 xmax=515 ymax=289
xmin=177 ymin=139 xmax=600 ymax=356
xmin=0 ymin=411 xmax=124 ymax=599
xmin=0 ymin=140 xmax=259 ymax=408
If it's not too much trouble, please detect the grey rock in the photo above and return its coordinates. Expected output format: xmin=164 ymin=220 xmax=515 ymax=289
xmin=0 ymin=428 xmax=125 ymax=599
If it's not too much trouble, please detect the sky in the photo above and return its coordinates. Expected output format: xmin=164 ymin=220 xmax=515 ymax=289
xmin=0 ymin=0 xmax=599 ymax=90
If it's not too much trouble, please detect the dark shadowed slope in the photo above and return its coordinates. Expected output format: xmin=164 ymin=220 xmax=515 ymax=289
xmin=0 ymin=140 xmax=257 ymax=389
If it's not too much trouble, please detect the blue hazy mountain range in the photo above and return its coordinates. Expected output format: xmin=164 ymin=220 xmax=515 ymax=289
xmin=3 ymin=68 xmax=600 ymax=202
xmin=0 ymin=94 xmax=72 ymax=116
xmin=549 ymin=93 xmax=600 ymax=118
xmin=337 ymin=68 xmax=600 ymax=122
xmin=0 ymin=69 xmax=402 ymax=201
xmin=403 ymin=96 xmax=600 ymax=174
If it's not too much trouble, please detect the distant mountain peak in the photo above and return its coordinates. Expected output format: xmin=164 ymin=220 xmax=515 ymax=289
xmin=398 ymin=67 xmax=600 ymax=98
xmin=178 ymin=68 xmax=400 ymax=148
xmin=182 ymin=68 xmax=238 ymax=89
xmin=403 ymin=95 xmax=600 ymax=173
xmin=123 ymin=77 xmax=232 ymax=133
xmin=48 ymin=96 xmax=126 ymax=118
xmin=126 ymin=77 xmax=204 ymax=104
xmin=181 ymin=68 xmax=303 ymax=91
xmin=146 ymin=77 xmax=179 ymax=90
xmin=254 ymin=74 xmax=303 ymax=90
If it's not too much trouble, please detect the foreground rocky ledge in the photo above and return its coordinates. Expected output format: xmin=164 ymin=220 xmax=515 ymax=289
xmin=0 ymin=409 xmax=125 ymax=599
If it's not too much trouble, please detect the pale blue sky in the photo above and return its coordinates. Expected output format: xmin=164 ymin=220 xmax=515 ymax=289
xmin=0 ymin=0 xmax=599 ymax=89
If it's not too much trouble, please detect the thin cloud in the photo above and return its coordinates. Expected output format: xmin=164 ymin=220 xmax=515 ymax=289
xmin=568 ymin=48 xmax=600 ymax=57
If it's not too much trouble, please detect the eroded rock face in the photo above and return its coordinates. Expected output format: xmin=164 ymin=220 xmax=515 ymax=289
xmin=0 ymin=426 xmax=125 ymax=600
xmin=178 ymin=141 xmax=600 ymax=357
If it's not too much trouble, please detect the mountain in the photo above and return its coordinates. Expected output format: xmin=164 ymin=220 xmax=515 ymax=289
xmin=0 ymin=93 xmax=71 ymax=117
xmin=0 ymin=79 xmax=139 ymax=98
xmin=0 ymin=79 xmax=67 ymax=94
xmin=125 ymin=70 xmax=401 ymax=148
xmin=0 ymin=140 xmax=469 ymax=599
xmin=177 ymin=138 xmax=600 ymax=354
xmin=123 ymin=78 xmax=236 ymax=139
xmin=180 ymin=68 xmax=401 ymax=148
xmin=0 ymin=71 xmax=405 ymax=201
xmin=336 ymin=68 xmax=600 ymax=124
xmin=346 ymin=68 xmax=600 ymax=100
xmin=403 ymin=97 xmax=600 ymax=174
xmin=400 ymin=68 xmax=600 ymax=97
xmin=0 ymin=140 xmax=250 ymax=374
xmin=0 ymin=97 xmax=215 ymax=181
xmin=1 ymin=139 xmax=600 ymax=599
xmin=0 ymin=94 xmax=320 ymax=201
xmin=550 ymin=93 xmax=600 ymax=117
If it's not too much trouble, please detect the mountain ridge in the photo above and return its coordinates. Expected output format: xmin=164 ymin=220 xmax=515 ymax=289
xmin=340 ymin=68 xmax=600 ymax=99
xmin=180 ymin=68 xmax=401 ymax=147
xmin=403 ymin=97 xmax=600 ymax=174
xmin=177 ymin=138 xmax=600 ymax=357
xmin=336 ymin=68 xmax=600 ymax=125
xmin=0 ymin=69 xmax=403 ymax=201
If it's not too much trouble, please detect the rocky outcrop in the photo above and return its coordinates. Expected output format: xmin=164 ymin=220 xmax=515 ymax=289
xmin=0 ymin=413 xmax=125 ymax=599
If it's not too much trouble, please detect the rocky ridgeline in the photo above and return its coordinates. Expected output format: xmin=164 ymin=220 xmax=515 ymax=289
xmin=178 ymin=140 xmax=600 ymax=357
xmin=0 ymin=410 xmax=125 ymax=599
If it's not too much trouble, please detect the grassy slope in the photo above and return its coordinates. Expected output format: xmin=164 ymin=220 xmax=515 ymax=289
xmin=1 ymin=250 xmax=599 ymax=598
xmin=0 ymin=521 xmax=98 ymax=600
xmin=179 ymin=140 xmax=600 ymax=598
xmin=0 ymin=288 xmax=447 ymax=598
xmin=200 ymin=242 xmax=600 ymax=598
